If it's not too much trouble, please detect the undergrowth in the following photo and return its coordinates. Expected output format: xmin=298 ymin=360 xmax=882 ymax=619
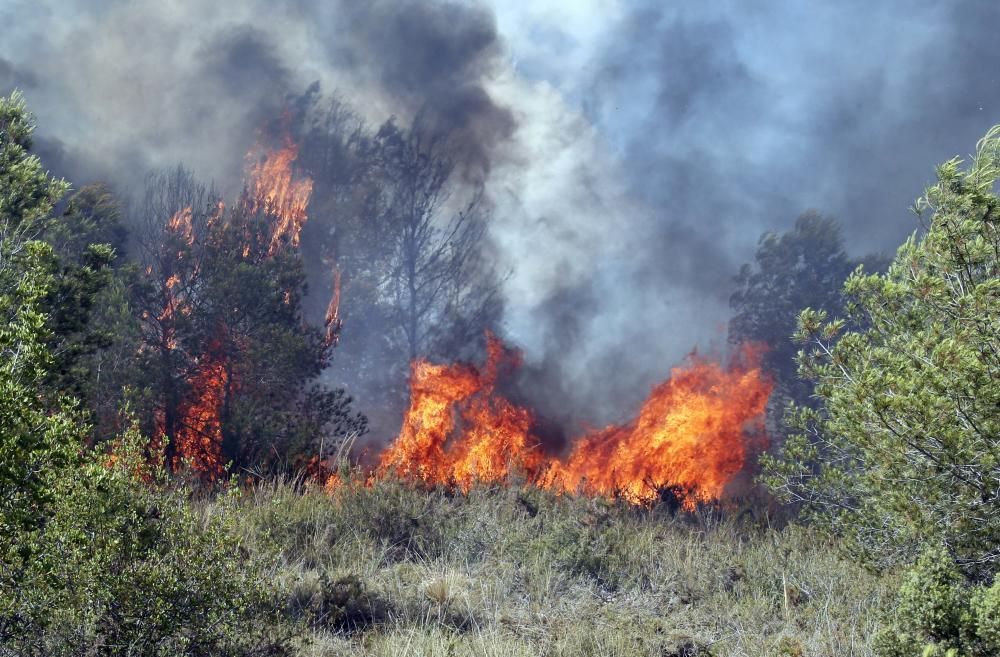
xmin=220 ymin=475 xmax=895 ymax=657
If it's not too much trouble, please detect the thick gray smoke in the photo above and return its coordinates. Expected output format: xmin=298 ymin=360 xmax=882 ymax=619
xmin=491 ymin=0 xmax=1000 ymax=426
xmin=2 ymin=0 xmax=998 ymax=430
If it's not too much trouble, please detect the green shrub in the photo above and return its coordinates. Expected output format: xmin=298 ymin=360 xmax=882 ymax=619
xmin=875 ymin=546 xmax=1000 ymax=657
xmin=4 ymin=428 xmax=292 ymax=656
xmin=970 ymin=577 xmax=1000 ymax=651
xmin=762 ymin=126 xmax=1000 ymax=578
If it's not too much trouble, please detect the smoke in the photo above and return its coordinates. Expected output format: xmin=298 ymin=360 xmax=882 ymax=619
xmin=305 ymin=0 xmax=515 ymax=179
xmin=2 ymin=0 xmax=999 ymax=429
xmin=488 ymin=0 xmax=1000 ymax=425
xmin=0 ymin=0 xmax=511 ymax=191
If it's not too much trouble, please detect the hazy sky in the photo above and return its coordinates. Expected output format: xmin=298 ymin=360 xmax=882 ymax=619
xmin=2 ymin=0 xmax=998 ymax=423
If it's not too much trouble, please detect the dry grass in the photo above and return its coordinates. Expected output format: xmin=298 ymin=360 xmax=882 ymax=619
xmin=219 ymin=476 xmax=896 ymax=657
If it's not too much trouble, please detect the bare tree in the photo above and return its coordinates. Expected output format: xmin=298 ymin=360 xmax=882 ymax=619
xmin=370 ymin=118 xmax=503 ymax=361
xmin=293 ymin=95 xmax=505 ymax=439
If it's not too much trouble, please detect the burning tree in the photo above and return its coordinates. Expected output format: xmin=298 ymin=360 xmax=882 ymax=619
xmin=132 ymin=161 xmax=364 ymax=477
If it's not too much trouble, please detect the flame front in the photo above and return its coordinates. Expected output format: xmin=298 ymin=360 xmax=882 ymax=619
xmin=247 ymin=139 xmax=313 ymax=255
xmin=541 ymin=345 xmax=771 ymax=507
xmin=378 ymin=334 xmax=545 ymax=490
xmin=377 ymin=338 xmax=772 ymax=507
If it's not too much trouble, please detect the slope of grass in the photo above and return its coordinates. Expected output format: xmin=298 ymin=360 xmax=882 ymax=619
xmin=214 ymin=476 xmax=895 ymax=657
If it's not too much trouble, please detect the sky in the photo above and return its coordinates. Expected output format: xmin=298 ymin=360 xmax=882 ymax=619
xmin=2 ymin=0 xmax=998 ymax=424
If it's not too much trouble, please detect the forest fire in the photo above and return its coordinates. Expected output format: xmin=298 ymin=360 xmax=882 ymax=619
xmin=540 ymin=344 xmax=771 ymax=508
xmin=151 ymin=132 xmax=329 ymax=477
xmin=377 ymin=337 xmax=772 ymax=508
xmin=378 ymin=334 xmax=545 ymax=489
xmin=166 ymin=206 xmax=194 ymax=246
xmin=247 ymin=139 xmax=314 ymax=254
xmin=171 ymin=352 xmax=229 ymax=478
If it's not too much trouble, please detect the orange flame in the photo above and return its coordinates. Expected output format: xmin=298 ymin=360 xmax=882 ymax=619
xmin=377 ymin=338 xmax=772 ymax=508
xmin=149 ymin=123 xmax=323 ymax=480
xmin=542 ymin=346 xmax=771 ymax=508
xmin=324 ymin=267 xmax=342 ymax=347
xmin=378 ymin=334 xmax=545 ymax=490
xmin=247 ymin=139 xmax=313 ymax=255
xmin=167 ymin=206 xmax=195 ymax=245
xmin=172 ymin=354 xmax=229 ymax=478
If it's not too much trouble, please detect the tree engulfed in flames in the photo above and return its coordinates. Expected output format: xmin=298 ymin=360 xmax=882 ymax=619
xmin=152 ymin=130 xmax=339 ymax=478
xmin=378 ymin=338 xmax=772 ymax=508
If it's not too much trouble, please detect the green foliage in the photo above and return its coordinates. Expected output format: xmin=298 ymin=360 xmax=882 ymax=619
xmin=4 ymin=426 xmax=292 ymax=655
xmin=41 ymin=184 xmax=131 ymax=409
xmin=0 ymin=92 xmax=84 ymax=609
xmin=730 ymin=213 xmax=887 ymax=442
xmin=731 ymin=213 xmax=860 ymax=386
xmin=874 ymin=546 xmax=1000 ymax=657
xmin=970 ymin=576 xmax=1000 ymax=648
xmin=0 ymin=93 xmax=293 ymax=655
xmin=762 ymin=126 xmax=1000 ymax=576
xmin=45 ymin=183 xmax=129 ymax=261
xmin=0 ymin=91 xmax=69 ymax=234
xmin=0 ymin=241 xmax=83 ymax=540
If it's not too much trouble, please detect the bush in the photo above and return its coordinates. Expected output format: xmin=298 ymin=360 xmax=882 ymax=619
xmin=874 ymin=546 xmax=1000 ymax=657
xmin=762 ymin=126 xmax=1000 ymax=578
xmin=3 ymin=428 xmax=292 ymax=656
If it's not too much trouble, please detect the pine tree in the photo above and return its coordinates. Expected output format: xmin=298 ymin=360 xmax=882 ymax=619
xmin=762 ymin=126 xmax=1000 ymax=579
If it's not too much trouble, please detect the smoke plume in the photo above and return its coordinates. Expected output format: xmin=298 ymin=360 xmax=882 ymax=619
xmin=2 ymin=0 xmax=999 ymax=430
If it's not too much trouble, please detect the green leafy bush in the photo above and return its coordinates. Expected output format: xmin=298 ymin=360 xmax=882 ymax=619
xmin=0 ymin=92 xmax=293 ymax=656
xmin=4 ymin=428 xmax=293 ymax=656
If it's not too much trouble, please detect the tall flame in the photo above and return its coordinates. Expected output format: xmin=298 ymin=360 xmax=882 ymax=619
xmin=378 ymin=334 xmax=545 ymax=490
xmin=541 ymin=346 xmax=770 ymax=507
xmin=377 ymin=337 xmax=772 ymax=508
xmin=173 ymin=353 xmax=229 ymax=478
xmin=247 ymin=139 xmax=313 ymax=255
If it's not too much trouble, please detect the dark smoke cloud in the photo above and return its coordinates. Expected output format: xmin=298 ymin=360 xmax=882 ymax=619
xmin=589 ymin=1 xmax=1000 ymax=265
xmin=492 ymin=0 xmax=1000 ymax=425
xmin=0 ymin=0 xmax=510 ymax=190
xmin=299 ymin=0 xmax=515 ymax=179
xmin=2 ymin=1 xmax=1000 ymax=431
